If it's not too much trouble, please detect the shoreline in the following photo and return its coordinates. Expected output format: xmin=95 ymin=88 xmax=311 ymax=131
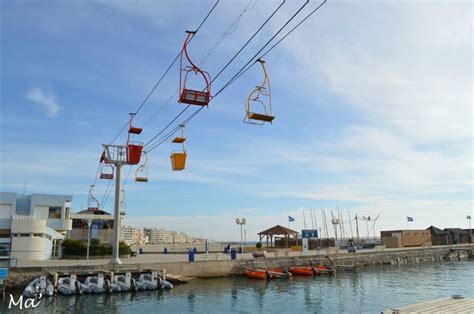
xmin=5 ymin=244 xmax=473 ymax=291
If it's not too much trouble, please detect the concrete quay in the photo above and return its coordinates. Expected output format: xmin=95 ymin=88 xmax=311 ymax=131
xmin=6 ymin=244 xmax=473 ymax=290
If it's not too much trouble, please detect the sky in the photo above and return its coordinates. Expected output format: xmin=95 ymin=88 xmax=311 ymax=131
xmin=0 ymin=0 xmax=472 ymax=241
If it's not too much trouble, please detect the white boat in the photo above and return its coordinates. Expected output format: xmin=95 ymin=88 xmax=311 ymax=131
xmin=161 ymin=279 xmax=173 ymax=290
xmin=109 ymin=273 xmax=136 ymax=292
xmin=136 ymin=272 xmax=161 ymax=290
xmin=83 ymin=273 xmax=107 ymax=294
xmin=57 ymin=275 xmax=85 ymax=295
xmin=23 ymin=276 xmax=54 ymax=298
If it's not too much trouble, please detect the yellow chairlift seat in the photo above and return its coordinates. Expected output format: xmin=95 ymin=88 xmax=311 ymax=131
xmin=244 ymin=59 xmax=274 ymax=125
xmin=247 ymin=112 xmax=275 ymax=123
xmin=170 ymin=126 xmax=187 ymax=171
xmin=170 ymin=151 xmax=187 ymax=171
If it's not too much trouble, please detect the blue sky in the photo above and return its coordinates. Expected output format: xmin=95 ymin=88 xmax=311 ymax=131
xmin=1 ymin=0 xmax=472 ymax=241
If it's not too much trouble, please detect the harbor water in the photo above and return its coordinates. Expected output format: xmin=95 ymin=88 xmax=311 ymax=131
xmin=2 ymin=260 xmax=473 ymax=313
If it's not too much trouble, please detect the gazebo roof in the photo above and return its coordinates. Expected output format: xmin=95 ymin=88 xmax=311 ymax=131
xmin=258 ymin=225 xmax=298 ymax=236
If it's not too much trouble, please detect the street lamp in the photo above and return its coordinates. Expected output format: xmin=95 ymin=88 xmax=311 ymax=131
xmin=468 ymin=215 xmax=472 ymax=244
xmin=236 ymin=218 xmax=246 ymax=259
xmin=86 ymin=219 xmax=92 ymax=265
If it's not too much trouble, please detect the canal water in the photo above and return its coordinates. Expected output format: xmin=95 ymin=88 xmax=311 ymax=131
xmin=2 ymin=260 xmax=473 ymax=313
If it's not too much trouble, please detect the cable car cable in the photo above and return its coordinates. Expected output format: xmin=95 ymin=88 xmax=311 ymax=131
xmin=200 ymin=0 xmax=257 ymax=66
xmin=225 ymin=0 xmax=328 ymax=88
xmin=213 ymin=0 xmax=310 ymax=98
xmin=144 ymin=0 xmax=309 ymax=152
xmin=92 ymin=0 xmax=221 ymax=197
xmin=143 ymin=0 xmax=286 ymax=150
xmin=209 ymin=0 xmax=285 ymax=85
xmin=142 ymin=0 xmax=261 ymax=130
xmin=107 ymin=0 xmax=220 ymax=145
xmin=143 ymin=106 xmax=190 ymax=148
xmin=144 ymin=0 xmax=327 ymax=154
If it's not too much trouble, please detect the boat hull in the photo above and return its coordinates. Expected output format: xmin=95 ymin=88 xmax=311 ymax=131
xmin=288 ymin=267 xmax=314 ymax=276
xmin=245 ymin=270 xmax=268 ymax=280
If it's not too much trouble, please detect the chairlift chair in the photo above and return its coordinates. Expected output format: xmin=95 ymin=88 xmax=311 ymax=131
xmin=135 ymin=152 xmax=149 ymax=182
xmin=244 ymin=59 xmax=275 ymax=125
xmin=87 ymin=185 xmax=100 ymax=212
xmin=99 ymin=163 xmax=114 ymax=180
xmin=126 ymin=113 xmax=143 ymax=165
xmin=179 ymin=31 xmax=212 ymax=106
xmin=170 ymin=126 xmax=187 ymax=171
xmin=172 ymin=125 xmax=186 ymax=143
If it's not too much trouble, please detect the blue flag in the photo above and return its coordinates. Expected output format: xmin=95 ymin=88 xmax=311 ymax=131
xmin=288 ymin=216 xmax=295 ymax=222
xmin=407 ymin=216 xmax=414 ymax=222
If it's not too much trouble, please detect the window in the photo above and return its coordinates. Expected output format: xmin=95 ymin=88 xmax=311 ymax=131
xmin=48 ymin=207 xmax=62 ymax=219
xmin=32 ymin=233 xmax=43 ymax=238
xmin=20 ymin=233 xmax=30 ymax=237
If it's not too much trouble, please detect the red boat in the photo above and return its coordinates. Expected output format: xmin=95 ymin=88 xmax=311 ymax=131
xmin=245 ymin=270 xmax=269 ymax=280
xmin=288 ymin=267 xmax=314 ymax=276
xmin=314 ymin=265 xmax=336 ymax=275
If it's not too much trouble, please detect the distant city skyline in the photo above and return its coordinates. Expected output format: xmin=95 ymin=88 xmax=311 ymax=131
xmin=1 ymin=1 xmax=472 ymax=242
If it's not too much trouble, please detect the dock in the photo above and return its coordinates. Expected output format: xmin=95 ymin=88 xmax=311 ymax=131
xmin=383 ymin=296 xmax=474 ymax=313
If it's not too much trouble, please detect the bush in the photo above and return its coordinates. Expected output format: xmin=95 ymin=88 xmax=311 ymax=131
xmin=90 ymin=239 xmax=101 ymax=246
xmin=62 ymin=239 xmax=86 ymax=256
xmin=62 ymin=239 xmax=130 ymax=257
xmin=119 ymin=241 xmax=131 ymax=255
xmin=256 ymin=242 xmax=262 ymax=249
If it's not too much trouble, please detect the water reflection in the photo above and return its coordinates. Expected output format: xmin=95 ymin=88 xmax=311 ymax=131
xmin=1 ymin=261 xmax=473 ymax=313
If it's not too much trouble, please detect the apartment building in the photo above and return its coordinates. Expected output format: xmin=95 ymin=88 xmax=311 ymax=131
xmin=145 ymin=228 xmax=172 ymax=244
xmin=121 ymin=226 xmax=148 ymax=245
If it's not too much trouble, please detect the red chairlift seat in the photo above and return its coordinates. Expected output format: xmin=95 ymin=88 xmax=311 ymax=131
xmin=126 ymin=142 xmax=143 ymax=165
xmin=179 ymin=31 xmax=212 ymax=107
xmin=129 ymin=126 xmax=143 ymax=134
xmin=126 ymin=113 xmax=144 ymax=165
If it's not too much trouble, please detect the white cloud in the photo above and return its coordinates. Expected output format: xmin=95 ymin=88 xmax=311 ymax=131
xmin=276 ymin=0 xmax=472 ymax=142
xmin=26 ymin=87 xmax=60 ymax=117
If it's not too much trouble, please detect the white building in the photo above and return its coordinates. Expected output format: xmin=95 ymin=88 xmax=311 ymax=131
xmin=0 ymin=192 xmax=73 ymax=260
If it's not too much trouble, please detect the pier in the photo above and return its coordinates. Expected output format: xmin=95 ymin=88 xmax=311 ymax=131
xmin=383 ymin=296 xmax=474 ymax=313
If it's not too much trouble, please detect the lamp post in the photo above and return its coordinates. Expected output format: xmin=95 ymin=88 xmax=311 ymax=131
xmin=86 ymin=219 xmax=92 ymax=265
xmin=236 ymin=218 xmax=246 ymax=259
xmin=468 ymin=215 xmax=472 ymax=244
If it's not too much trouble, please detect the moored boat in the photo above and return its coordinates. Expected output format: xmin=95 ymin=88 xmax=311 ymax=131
xmin=23 ymin=276 xmax=54 ymax=298
xmin=83 ymin=273 xmax=107 ymax=294
xmin=314 ymin=265 xmax=336 ymax=275
xmin=245 ymin=269 xmax=269 ymax=280
xmin=57 ymin=275 xmax=85 ymax=295
xmin=288 ymin=266 xmax=314 ymax=276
